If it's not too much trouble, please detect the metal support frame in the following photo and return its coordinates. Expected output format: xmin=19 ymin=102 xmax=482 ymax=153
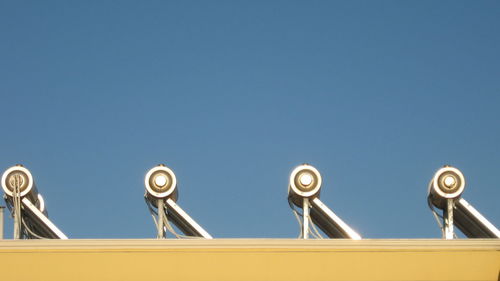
xmin=443 ymin=199 xmax=454 ymax=240
xmin=13 ymin=187 xmax=21 ymax=239
xmin=310 ymin=197 xmax=362 ymax=240
xmin=454 ymin=198 xmax=500 ymax=238
xmin=4 ymin=196 xmax=67 ymax=239
xmin=302 ymin=198 xmax=310 ymax=239
xmin=436 ymin=197 xmax=499 ymax=239
xmin=156 ymin=199 xmax=164 ymax=239
xmin=165 ymin=198 xmax=212 ymax=239
xmin=291 ymin=196 xmax=361 ymax=240
xmin=0 ymin=206 xmax=4 ymax=240
xmin=19 ymin=198 xmax=67 ymax=239
xmin=3 ymin=191 xmax=67 ymax=239
xmin=150 ymin=197 xmax=212 ymax=239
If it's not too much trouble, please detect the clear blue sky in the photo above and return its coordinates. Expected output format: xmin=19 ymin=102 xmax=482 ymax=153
xmin=1 ymin=1 xmax=499 ymax=239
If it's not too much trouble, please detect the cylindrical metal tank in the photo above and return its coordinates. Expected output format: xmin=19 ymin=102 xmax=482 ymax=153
xmin=428 ymin=166 xmax=465 ymax=209
xmin=288 ymin=164 xmax=322 ymax=207
xmin=144 ymin=164 xmax=178 ymax=203
xmin=2 ymin=165 xmax=39 ymax=202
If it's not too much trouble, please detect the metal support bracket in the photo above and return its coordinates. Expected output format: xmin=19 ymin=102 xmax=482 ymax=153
xmin=165 ymin=198 xmax=212 ymax=239
xmin=302 ymin=198 xmax=310 ymax=239
xmin=157 ymin=199 xmax=165 ymax=239
xmin=443 ymin=198 xmax=454 ymax=239
xmin=21 ymin=198 xmax=67 ymax=239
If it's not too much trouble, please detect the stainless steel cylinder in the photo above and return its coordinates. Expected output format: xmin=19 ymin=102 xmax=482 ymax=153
xmin=144 ymin=164 xmax=178 ymax=202
xmin=288 ymin=164 xmax=322 ymax=207
xmin=2 ymin=165 xmax=38 ymax=202
xmin=428 ymin=166 xmax=465 ymax=209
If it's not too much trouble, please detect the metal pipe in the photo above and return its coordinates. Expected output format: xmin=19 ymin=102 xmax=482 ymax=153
xmin=157 ymin=199 xmax=164 ymax=239
xmin=302 ymin=198 xmax=310 ymax=239
xmin=0 ymin=206 xmax=4 ymax=239
xmin=444 ymin=198 xmax=454 ymax=239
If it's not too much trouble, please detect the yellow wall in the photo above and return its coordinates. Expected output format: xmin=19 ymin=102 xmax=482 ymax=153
xmin=0 ymin=239 xmax=499 ymax=281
